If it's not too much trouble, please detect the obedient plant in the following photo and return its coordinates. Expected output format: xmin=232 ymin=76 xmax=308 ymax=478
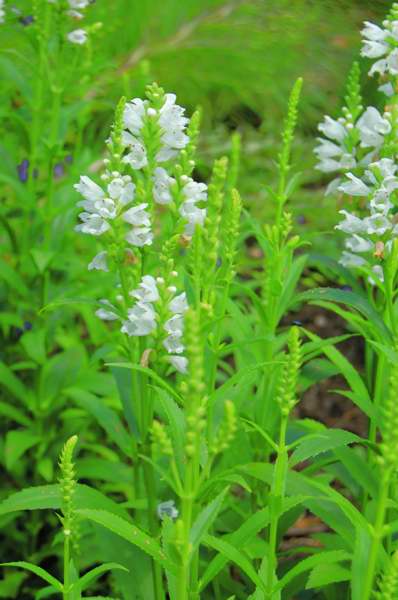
xmin=5 ymin=3 xmax=398 ymax=600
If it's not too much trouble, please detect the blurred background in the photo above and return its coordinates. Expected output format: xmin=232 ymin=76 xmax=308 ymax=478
xmin=0 ymin=0 xmax=391 ymax=252
xmin=1 ymin=0 xmax=390 ymax=244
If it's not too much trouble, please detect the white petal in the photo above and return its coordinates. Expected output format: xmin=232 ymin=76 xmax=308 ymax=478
xmin=169 ymin=355 xmax=188 ymax=374
xmin=88 ymin=251 xmax=109 ymax=271
xmin=74 ymin=176 xmax=104 ymax=202
xmin=169 ymin=292 xmax=188 ymax=314
xmin=125 ymin=227 xmax=153 ymax=247
xmin=338 ymin=174 xmax=370 ymax=196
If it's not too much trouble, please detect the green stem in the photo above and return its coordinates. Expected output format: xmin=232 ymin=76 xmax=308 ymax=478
xmin=142 ymin=451 xmax=165 ymax=600
xmin=63 ymin=534 xmax=70 ymax=600
xmin=178 ymin=472 xmax=194 ymax=600
xmin=267 ymin=416 xmax=288 ymax=598
xmin=362 ymin=471 xmax=391 ymax=600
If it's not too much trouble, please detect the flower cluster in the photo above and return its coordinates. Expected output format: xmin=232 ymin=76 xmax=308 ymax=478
xmin=163 ymin=291 xmax=188 ymax=373
xmin=74 ymin=86 xmax=207 ymax=373
xmin=48 ymin=0 xmax=92 ymax=44
xmin=122 ymin=93 xmax=189 ymax=168
xmin=315 ymin=107 xmax=391 ymax=194
xmin=336 ymin=159 xmax=398 ymax=281
xmin=121 ymin=275 xmax=158 ymax=337
xmin=361 ymin=13 xmax=398 ymax=94
xmin=0 ymin=0 xmax=5 ymax=24
xmin=74 ymin=172 xmax=143 ymax=253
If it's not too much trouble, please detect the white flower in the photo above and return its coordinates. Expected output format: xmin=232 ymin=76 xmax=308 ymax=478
xmin=0 ymin=0 xmax=5 ymax=24
xmin=364 ymin=213 xmax=392 ymax=235
xmin=125 ymin=226 xmax=153 ymax=247
xmin=163 ymin=334 xmax=184 ymax=354
xmin=107 ymin=176 xmax=135 ymax=205
xmin=169 ymin=292 xmax=188 ymax=314
xmin=368 ymin=158 xmax=397 ymax=180
xmin=182 ymin=179 xmax=208 ymax=202
xmin=378 ymin=82 xmax=394 ymax=97
xmin=157 ymin=93 xmax=189 ymax=160
xmin=361 ymin=21 xmax=387 ymax=42
xmin=339 ymin=251 xmax=367 ymax=268
xmin=369 ymin=190 xmax=393 ymax=214
xmin=164 ymin=314 xmax=184 ymax=335
xmin=123 ymin=98 xmax=147 ymax=135
xmin=153 ymin=167 xmax=175 ymax=204
xmin=67 ymin=28 xmax=87 ymax=44
xmin=369 ymin=265 xmax=384 ymax=285
xmin=335 ymin=210 xmax=365 ymax=235
xmin=357 ymin=107 xmax=390 ymax=148
xmin=130 ymin=275 xmax=159 ymax=303
xmin=157 ymin=500 xmax=179 ymax=520
xmin=75 ymin=213 xmax=110 ymax=236
xmin=96 ymin=300 xmax=119 ymax=321
xmin=121 ymin=302 xmax=157 ymax=336
xmin=362 ymin=19 xmax=398 ymax=79
xmin=318 ymin=116 xmax=347 ymax=142
xmin=362 ymin=40 xmax=389 ymax=59
xmin=123 ymin=203 xmax=151 ymax=227
xmin=68 ymin=0 xmax=89 ymax=8
xmin=122 ymin=133 xmax=148 ymax=170
xmin=345 ymin=235 xmax=373 ymax=253
xmin=169 ymin=355 xmax=188 ymax=374
xmin=74 ymin=176 xmax=104 ymax=202
xmin=66 ymin=9 xmax=83 ymax=18
xmin=88 ymin=251 xmax=109 ymax=272
xmin=338 ymin=174 xmax=370 ymax=197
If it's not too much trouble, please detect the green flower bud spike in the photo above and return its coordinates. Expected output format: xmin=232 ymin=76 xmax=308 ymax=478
xmin=376 ymin=551 xmax=398 ymax=600
xmin=152 ymin=419 xmax=173 ymax=457
xmin=58 ymin=435 xmax=78 ymax=599
xmin=211 ymin=400 xmax=237 ymax=455
xmin=276 ymin=326 xmax=302 ymax=417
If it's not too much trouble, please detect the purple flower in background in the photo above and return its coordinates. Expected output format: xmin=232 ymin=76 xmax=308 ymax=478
xmin=19 ymin=15 xmax=34 ymax=26
xmin=17 ymin=159 xmax=29 ymax=183
xmin=54 ymin=163 xmax=65 ymax=179
xmin=23 ymin=321 xmax=33 ymax=331
xmin=65 ymin=154 xmax=73 ymax=164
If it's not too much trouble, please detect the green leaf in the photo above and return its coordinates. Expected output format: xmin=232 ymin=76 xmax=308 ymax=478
xmin=155 ymin=387 xmax=185 ymax=474
xmin=20 ymin=329 xmax=46 ymax=365
xmin=76 ymin=563 xmax=128 ymax=592
xmin=351 ymin=526 xmax=375 ymax=600
xmin=298 ymin=287 xmax=391 ymax=342
xmin=111 ymin=366 xmax=140 ymax=438
xmin=0 ymin=571 xmax=26 ymax=598
xmin=77 ymin=509 xmax=177 ymax=574
xmin=203 ymin=534 xmax=266 ymax=592
xmin=274 ymin=550 xmax=350 ymax=592
xmin=0 ymin=259 xmax=29 ymax=297
xmin=306 ymin=563 xmax=350 ymax=588
xmin=0 ymin=562 xmax=62 ymax=591
xmin=108 ymin=362 xmax=183 ymax=405
xmin=65 ymin=388 xmax=132 ymax=458
xmin=308 ymin=253 xmax=362 ymax=294
xmin=303 ymin=330 xmax=375 ymax=419
xmin=0 ymin=401 xmax=31 ymax=427
xmin=334 ymin=446 xmax=378 ymax=498
xmin=30 ymin=249 xmax=54 ymax=274
xmin=300 ymin=359 xmax=340 ymax=392
xmin=5 ymin=430 xmax=40 ymax=471
xmin=199 ymin=507 xmax=270 ymax=592
xmin=0 ymin=362 xmax=30 ymax=405
xmin=0 ymin=484 xmax=130 ymax=520
xmin=290 ymin=429 xmax=361 ymax=467
xmin=276 ymin=254 xmax=307 ymax=320
xmin=189 ymin=488 xmax=228 ymax=554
